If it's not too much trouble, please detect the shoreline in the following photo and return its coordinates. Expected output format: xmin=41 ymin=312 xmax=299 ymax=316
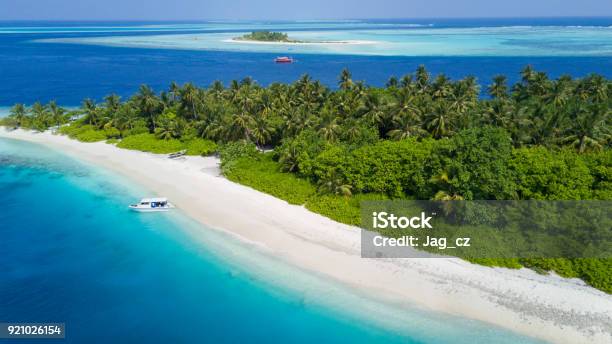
xmin=223 ymin=38 xmax=376 ymax=45
xmin=2 ymin=128 xmax=611 ymax=344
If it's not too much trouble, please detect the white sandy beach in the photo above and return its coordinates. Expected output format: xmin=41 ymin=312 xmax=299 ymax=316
xmin=224 ymin=38 xmax=377 ymax=45
xmin=1 ymin=128 xmax=611 ymax=344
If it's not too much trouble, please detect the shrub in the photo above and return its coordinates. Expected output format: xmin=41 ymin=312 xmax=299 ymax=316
xmin=58 ymin=122 xmax=88 ymax=137
xmin=306 ymin=193 xmax=387 ymax=225
xmin=582 ymin=150 xmax=612 ymax=200
xmin=274 ymin=129 xmax=330 ymax=175
xmin=219 ymin=140 xmax=259 ymax=173
xmin=509 ymin=147 xmax=594 ymax=200
xmin=104 ymin=127 xmax=121 ymax=139
xmin=123 ymin=123 xmax=149 ymax=137
xmin=75 ymin=129 xmax=107 ymax=142
xmin=184 ymin=138 xmax=217 ymax=156
xmin=310 ymin=139 xmax=434 ymax=198
xmin=58 ymin=123 xmax=106 ymax=142
xmin=224 ymin=154 xmax=316 ymax=205
xmin=0 ymin=116 xmax=17 ymax=127
xmin=116 ymin=133 xmax=184 ymax=153
xmin=425 ymin=127 xmax=517 ymax=200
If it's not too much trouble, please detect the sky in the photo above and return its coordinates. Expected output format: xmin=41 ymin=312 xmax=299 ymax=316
xmin=1 ymin=0 xmax=611 ymax=21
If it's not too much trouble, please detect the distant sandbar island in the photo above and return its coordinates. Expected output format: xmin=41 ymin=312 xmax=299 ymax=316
xmin=229 ymin=31 xmax=374 ymax=45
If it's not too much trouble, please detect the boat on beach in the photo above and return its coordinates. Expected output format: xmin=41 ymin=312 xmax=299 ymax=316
xmin=274 ymin=56 xmax=294 ymax=63
xmin=129 ymin=198 xmax=174 ymax=212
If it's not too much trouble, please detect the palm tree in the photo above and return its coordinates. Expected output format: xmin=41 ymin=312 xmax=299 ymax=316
xmin=202 ymin=115 xmax=230 ymax=142
xmin=362 ymin=93 xmax=386 ymax=127
xmin=81 ymin=98 xmax=100 ymax=127
xmin=136 ymin=85 xmax=161 ymax=130
xmin=488 ymin=75 xmax=508 ymax=99
xmin=9 ymin=103 xmax=27 ymax=127
xmin=415 ymin=65 xmax=430 ymax=93
xmin=317 ymin=111 xmax=340 ymax=142
xmin=391 ymin=87 xmax=420 ymax=120
xmin=229 ymin=112 xmax=255 ymax=141
xmin=282 ymin=107 xmax=310 ymax=138
xmin=278 ymin=145 xmax=300 ymax=172
xmin=169 ymin=81 xmax=180 ymax=102
xmin=240 ymin=76 xmax=254 ymax=87
xmin=108 ymin=103 xmax=137 ymax=134
xmin=31 ymin=102 xmax=49 ymax=130
xmin=341 ymin=118 xmax=364 ymax=143
xmin=386 ymin=76 xmax=399 ymax=88
xmin=544 ymin=78 xmax=571 ymax=108
xmin=429 ymin=171 xmax=464 ymax=209
xmin=400 ymin=74 xmax=414 ymax=89
xmin=338 ymin=68 xmax=353 ymax=90
xmin=48 ymin=100 xmax=65 ymax=129
xmin=155 ymin=117 xmax=183 ymax=140
xmin=210 ymin=80 xmax=225 ymax=100
xmin=388 ymin=113 xmax=425 ymax=140
xmin=317 ymin=169 xmax=352 ymax=197
xmin=252 ymin=115 xmax=274 ymax=149
xmin=561 ymin=102 xmax=610 ymax=153
xmin=424 ymin=102 xmax=452 ymax=139
xmin=576 ymin=74 xmax=609 ymax=103
xmin=104 ymin=94 xmax=121 ymax=114
xmin=431 ymin=74 xmax=452 ymax=99
xmin=529 ymin=103 xmax=564 ymax=146
xmin=520 ymin=65 xmax=536 ymax=84
xmin=529 ymin=72 xmax=550 ymax=98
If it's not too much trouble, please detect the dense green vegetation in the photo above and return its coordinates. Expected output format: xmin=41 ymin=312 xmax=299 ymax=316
xmin=3 ymin=95 xmax=217 ymax=156
xmin=238 ymin=31 xmax=293 ymax=42
xmin=2 ymin=66 xmax=610 ymax=292
xmin=116 ymin=133 xmax=217 ymax=155
xmin=222 ymin=143 xmax=612 ymax=292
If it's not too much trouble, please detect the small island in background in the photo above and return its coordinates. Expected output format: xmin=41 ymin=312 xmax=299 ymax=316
xmin=230 ymin=31 xmax=369 ymax=45
xmin=236 ymin=31 xmax=300 ymax=42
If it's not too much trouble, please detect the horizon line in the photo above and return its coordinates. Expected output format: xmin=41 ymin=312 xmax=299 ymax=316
xmin=1 ymin=15 xmax=612 ymax=22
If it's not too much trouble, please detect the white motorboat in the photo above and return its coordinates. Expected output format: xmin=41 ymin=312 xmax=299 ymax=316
xmin=129 ymin=198 xmax=175 ymax=212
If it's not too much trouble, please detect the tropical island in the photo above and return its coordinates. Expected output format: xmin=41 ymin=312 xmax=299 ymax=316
xmin=230 ymin=30 xmax=362 ymax=45
xmin=1 ymin=66 xmax=611 ymax=294
xmin=236 ymin=31 xmax=299 ymax=43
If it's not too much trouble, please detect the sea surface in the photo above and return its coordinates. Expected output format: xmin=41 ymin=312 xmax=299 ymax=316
xmin=0 ymin=137 xmax=544 ymax=343
xmin=0 ymin=18 xmax=611 ymax=107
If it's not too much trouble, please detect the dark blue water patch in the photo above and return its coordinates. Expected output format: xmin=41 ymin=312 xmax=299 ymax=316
xmin=1 ymin=36 xmax=611 ymax=106
xmin=1 ymin=18 xmax=612 ymax=105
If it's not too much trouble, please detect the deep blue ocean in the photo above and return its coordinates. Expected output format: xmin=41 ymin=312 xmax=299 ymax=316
xmin=0 ymin=17 xmax=611 ymax=107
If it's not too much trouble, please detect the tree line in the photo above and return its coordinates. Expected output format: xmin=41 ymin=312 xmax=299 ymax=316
xmin=4 ymin=65 xmax=609 ymax=153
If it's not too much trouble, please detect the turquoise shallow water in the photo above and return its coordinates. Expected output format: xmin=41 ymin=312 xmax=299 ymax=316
xmin=0 ymin=137 xmax=545 ymax=343
xmin=40 ymin=23 xmax=612 ymax=56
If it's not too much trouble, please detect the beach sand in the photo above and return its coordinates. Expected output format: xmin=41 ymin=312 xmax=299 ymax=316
xmin=2 ymin=128 xmax=611 ymax=344
xmin=224 ymin=38 xmax=377 ymax=45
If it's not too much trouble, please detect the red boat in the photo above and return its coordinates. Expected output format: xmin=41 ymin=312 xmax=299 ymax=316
xmin=274 ymin=56 xmax=294 ymax=63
